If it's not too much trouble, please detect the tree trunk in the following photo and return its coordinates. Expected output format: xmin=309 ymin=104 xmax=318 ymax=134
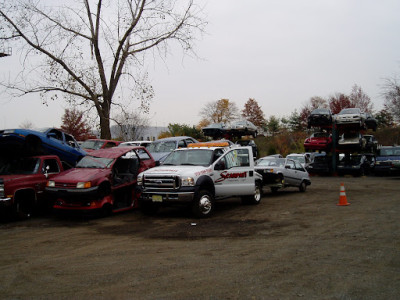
xmin=100 ymin=115 xmax=111 ymax=139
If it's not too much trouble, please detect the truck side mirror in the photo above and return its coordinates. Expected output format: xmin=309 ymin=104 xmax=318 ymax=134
xmin=214 ymin=161 xmax=225 ymax=171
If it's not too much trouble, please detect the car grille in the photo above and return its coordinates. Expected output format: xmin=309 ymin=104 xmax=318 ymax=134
xmin=54 ymin=182 xmax=76 ymax=188
xmin=143 ymin=175 xmax=180 ymax=189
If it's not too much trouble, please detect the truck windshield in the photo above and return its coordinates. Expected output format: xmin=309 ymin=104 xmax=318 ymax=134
xmin=76 ymin=156 xmax=114 ymax=169
xmin=0 ymin=157 xmax=40 ymax=175
xmin=163 ymin=149 xmax=213 ymax=166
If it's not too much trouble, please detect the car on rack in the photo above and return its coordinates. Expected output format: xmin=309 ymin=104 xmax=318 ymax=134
xmin=363 ymin=112 xmax=378 ymax=131
xmin=201 ymin=123 xmax=228 ymax=138
xmin=227 ymin=120 xmax=258 ymax=137
xmin=80 ymin=139 xmax=121 ymax=152
xmin=337 ymin=154 xmax=375 ymax=176
xmin=304 ymin=132 xmax=332 ymax=152
xmin=306 ymin=153 xmax=332 ymax=175
xmin=307 ymin=108 xmax=333 ymax=128
xmin=374 ymin=146 xmax=400 ymax=175
xmin=0 ymin=127 xmax=86 ymax=167
xmin=254 ymin=156 xmax=311 ymax=193
xmin=337 ymin=132 xmax=366 ymax=150
xmin=363 ymin=135 xmax=378 ymax=153
xmin=45 ymin=146 xmax=156 ymax=216
xmin=137 ymin=141 xmax=262 ymax=218
xmin=335 ymin=108 xmax=365 ymax=126
xmin=146 ymin=136 xmax=198 ymax=163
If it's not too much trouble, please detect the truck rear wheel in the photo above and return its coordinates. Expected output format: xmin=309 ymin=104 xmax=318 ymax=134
xmin=192 ymin=190 xmax=214 ymax=218
xmin=241 ymin=181 xmax=262 ymax=205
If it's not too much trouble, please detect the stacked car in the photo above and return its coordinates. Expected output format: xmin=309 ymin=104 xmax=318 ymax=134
xmin=202 ymin=120 xmax=258 ymax=139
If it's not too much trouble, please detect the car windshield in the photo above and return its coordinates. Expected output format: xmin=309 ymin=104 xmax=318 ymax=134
xmin=163 ymin=149 xmax=213 ymax=166
xmin=313 ymin=132 xmax=329 ymax=138
xmin=256 ymin=158 xmax=285 ymax=167
xmin=81 ymin=140 xmax=105 ymax=150
xmin=287 ymin=156 xmax=305 ymax=164
xmin=339 ymin=108 xmax=360 ymax=114
xmin=379 ymin=147 xmax=400 ymax=156
xmin=0 ymin=157 xmax=40 ymax=175
xmin=76 ymin=155 xmax=114 ymax=169
xmin=147 ymin=141 xmax=177 ymax=153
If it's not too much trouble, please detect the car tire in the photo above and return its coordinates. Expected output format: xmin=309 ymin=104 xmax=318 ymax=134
xmin=192 ymin=190 xmax=214 ymax=218
xmin=242 ymin=181 xmax=262 ymax=205
xmin=299 ymin=181 xmax=307 ymax=192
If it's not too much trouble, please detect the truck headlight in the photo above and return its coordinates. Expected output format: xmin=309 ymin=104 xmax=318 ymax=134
xmin=47 ymin=180 xmax=55 ymax=187
xmin=137 ymin=175 xmax=143 ymax=186
xmin=77 ymin=182 xmax=91 ymax=189
xmin=181 ymin=177 xmax=195 ymax=186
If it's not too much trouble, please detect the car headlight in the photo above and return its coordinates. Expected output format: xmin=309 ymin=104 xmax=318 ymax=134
xmin=47 ymin=180 xmax=55 ymax=187
xmin=76 ymin=182 xmax=91 ymax=189
xmin=181 ymin=177 xmax=195 ymax=186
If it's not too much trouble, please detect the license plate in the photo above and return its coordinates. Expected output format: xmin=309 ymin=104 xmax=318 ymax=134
xmin=152 ymin=195 xmax=163 ymax=202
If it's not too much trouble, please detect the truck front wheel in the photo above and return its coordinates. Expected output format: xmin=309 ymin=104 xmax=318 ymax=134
xmin=192 ymin=190 xmax=214 ymax=218
xmin=241 ymin=181 xmax=262 ymax=205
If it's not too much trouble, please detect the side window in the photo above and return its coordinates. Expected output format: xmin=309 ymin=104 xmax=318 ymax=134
xmin=135 ymin=149 xmax=151 ymax=160
xmin=65 ymin=134 xmax=77 ymax=148
xmin=286 ymin=160 xmax=295 ymax=169
xmin=43 ymin=159 xmax=60 ymax=174
xmin=294 ymin=161 xmax=305 ymax=171
xmin=236 ymin=148 xmax=250 ymax=166
xmin=223 ymin=150 xmax=241 ymax=169
xmin=104 ymin=142 xmax=116 ymax=149
xmin=178 ymin=140 xmax=186 ymax=148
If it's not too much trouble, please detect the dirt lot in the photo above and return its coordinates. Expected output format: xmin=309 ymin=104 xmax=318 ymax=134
xmin=0 ymin=176 xmax=399 ymax=299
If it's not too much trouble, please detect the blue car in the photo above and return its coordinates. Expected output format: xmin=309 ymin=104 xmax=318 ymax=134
xmin=0 ymin=128 xmax=86 ymax=167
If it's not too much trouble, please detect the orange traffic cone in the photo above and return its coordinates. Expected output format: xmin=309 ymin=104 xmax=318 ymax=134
xmin=337 ymin=183 xmax=350 ymax=206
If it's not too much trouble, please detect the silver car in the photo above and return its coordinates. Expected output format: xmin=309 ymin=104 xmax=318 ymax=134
xmin=335 ymin=108 xmax=365 ymax=125
xmin=255 ymin=156 xmax=311 ymax=193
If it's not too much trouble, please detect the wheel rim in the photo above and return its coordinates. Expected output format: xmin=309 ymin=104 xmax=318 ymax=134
xmin=199 ymin=195 xmax=212 ymax=215
xmin=254 ymin=185 xmax=261 ymax=202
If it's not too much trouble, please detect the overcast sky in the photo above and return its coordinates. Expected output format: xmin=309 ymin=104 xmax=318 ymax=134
xmin=1 ymin=0 xmax=400 ymax=130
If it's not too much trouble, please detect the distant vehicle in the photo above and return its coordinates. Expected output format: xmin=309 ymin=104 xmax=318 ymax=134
xmin=227 ymin=120 xmax=258 ymax=137
xmin=236 ymin=139 xmax=258 ymax=158
xmin=46 ymin=146 xmax=156 ymax=215
xmin=146 ymin=136 xmax=198 ymax=163
xmin=337 ymin=154 xmax=375 ymax=176
xmin=0 ymin=155 xmax=64 ymax=219
xmin=374 ymin=146 xmax=400 ymax=175
xmin=0 ymin=127 xmax=86 ymax=167
xmin=363 ymin=112 xmax=378 ymax=131
xmin=201 ymin=123 xmax=228 ymax=138
xmin=286 ymin=153 xmax=311 ymax=169
xmin=338 ymin=132 xmax=366 ymax=150
xmin=304 ymin=132 xmax=332 ymax=152
xmin=254 ymin=156 xmax=311 ymax=193
xmin=307 ymin=108 xmax=333 ymax=128
xmin=307 ymin=153 xmax=332 ymax=175
xmin=335 ymin=108 xmax=365 ymax=126
xmin=118 ymin=141 xmax=152 ymax=148
xmin=81 ymin=139 xmax=121 ymax=152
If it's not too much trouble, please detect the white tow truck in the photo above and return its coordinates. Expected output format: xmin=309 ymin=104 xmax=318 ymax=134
xmin=137 ymin=141 xmax=263 ymax=217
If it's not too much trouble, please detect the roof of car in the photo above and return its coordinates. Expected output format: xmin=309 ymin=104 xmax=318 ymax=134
xmin=154 ymin=136 xmax=196 ymax=142
xmin=87 ymin=146 xmax=143 ymax=159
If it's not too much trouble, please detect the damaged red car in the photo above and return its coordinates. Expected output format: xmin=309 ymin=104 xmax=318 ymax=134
xmin=45 ymin=146 xmax=155 ymax=215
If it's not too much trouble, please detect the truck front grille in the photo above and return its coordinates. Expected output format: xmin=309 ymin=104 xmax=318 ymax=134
xmin=143 ymin=175 xmax=180 ymax=189
xmin=0 ymin=179 xmax=4 ymax=198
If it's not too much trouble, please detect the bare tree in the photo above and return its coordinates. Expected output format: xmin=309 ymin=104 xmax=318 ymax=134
xmin=349 ymin=84 xmax=373 ymax=113
xmin=0 ymin=0 xmax=206 ymax=138
xmin=114 ymin=111 xmax=150 ymax=141
xmin=200 ymin=99 xmax=239 ymax=124
xmin=382 ymin=76 xmax=400 ymax=122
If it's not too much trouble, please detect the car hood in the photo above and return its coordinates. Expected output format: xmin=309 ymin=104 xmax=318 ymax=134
xmin=52 ymin=168 xmax=110 ymax=183
xmin=141 ymin=165 xmax=210 ymax=177
xmin=0 ymin=174 xmax=40 ymax=182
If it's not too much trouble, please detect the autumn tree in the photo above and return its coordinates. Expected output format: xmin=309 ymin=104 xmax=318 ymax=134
xmin=265 ymin=115 xmax=280 ymax=136
xmin=159 ymin=123 xmax=204 ymax=140
xmin=328 ymin=93 xmax=352 ymax=114
xmin=0 ymin=0 xmax=206 ymax=139
xmin=61 ymin=108 xmax=93 ymax=141
xmin=200 ymin=99 xmax=239 ymax=123
xmin=382 ymin=75 xmax=400 ymax=122
xmin=241 ymin=98 xmax=266 ymax=128
xmin=375 ymin=106 xmax=395 ymax=128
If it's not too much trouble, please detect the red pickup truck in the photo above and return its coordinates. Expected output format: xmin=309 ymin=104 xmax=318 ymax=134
xmin=0 ymin=155 xmax=64 ymax=219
